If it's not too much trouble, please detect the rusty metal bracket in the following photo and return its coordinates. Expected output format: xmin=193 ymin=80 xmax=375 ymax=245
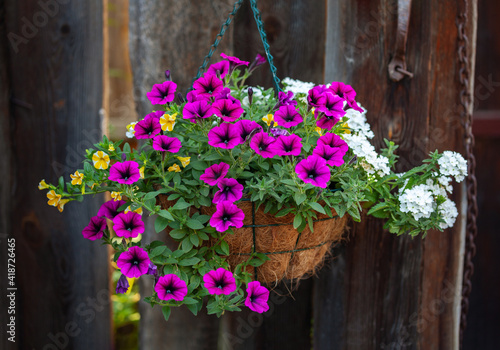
xmin=388 ymin=0 xmax=414 ymax=81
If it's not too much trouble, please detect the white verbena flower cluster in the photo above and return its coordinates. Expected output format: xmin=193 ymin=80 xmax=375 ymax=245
xmin=438 ymin=150 xmax=468 ymax=183
xmin=282 ymin=77 xmax=315 ymax=95
xmin=343 ymin=107 xmax=390 ymax=176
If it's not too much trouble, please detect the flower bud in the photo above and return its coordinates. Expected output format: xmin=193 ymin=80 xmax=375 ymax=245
xmin=165 ymin=70 xmax=171 ymax=81
xmin=248 ymin=87 xmax=253 ymax=106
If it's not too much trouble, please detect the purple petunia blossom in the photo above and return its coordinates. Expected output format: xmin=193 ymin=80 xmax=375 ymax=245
xmin=134 ymin=115 xmax=162 ymax=139
xmin=203 ymin=268 xmax=237 ymax=295
xmin=116 ymin=274 xmax=129 ymax=294
xmin=234 ymin=119 xmax=262 ymax=142
xmin=317 ymin=92 xmax=346 ymax=118
xmin=182 ymin=100 xmax=216 ymax=123
xmin=144 ymin=110 xmax=165 ymax=120
xmin=213 ymin=178 xmax=244 ymax=204
xmin=152 ymin=135 xmax=182 ymax=153
xmin=212 ymin=99 xmax=244 ymax=122
xmin=270 ymin=134 xmax=303 ymax=156
xmin=347 ymin=98 xmax=364 ymax=113
xmin=97 ymin=199 xmax=127 ymax=220
xmin=220 ymin=52 xmax=250 ymax=67
xmin=208 ymin=123 xmax=242 ymax=149
xmin=269 ymin=128 xmax=290 ymax=137
xmin=108 ymin=161 xmax=142 ymax=185
xmin=146 ymin=81 xmax=177 ymax=105
xmin=206 ymin=60 xmax=230 ymax=79
xmin=117 ymin=246 xmax=151 ymax=278
xmin=113 ymin=212 xmax=145 ymax=238
xmin=147 ymin=263 xmax=158 ymax=276
xmin=245 ymin=281 xmax=270 ymax=313
xmin=249 ymin=132 xmax=276 ymax=158
xmin=155 ymin=274 xmax=188 ymax=301
xmin=328 ymin=81 xmax=356 ymax=102
xmin=316 ymin=114 xmax=342 ymax=131
xmin=192 ymin=74 xmax=224 ymax=99
xmin=317 ymin=133 xmax=349 ymax=156
xmin=295 ymin=155 xmax=331 ymax=188
xmin=200 ymin=162 xmax=230 ymax=186
xmin=248 ymin=53 xmax=267 ymax=71
xmin=277 ymin=90 xmax=298 ymax=107
xmin=307 ymin=85 xmax=328 ymax=107
xmin=274 ymin=105 xmax=303 ymax=128
xmin=82 ymin=216 xmax=107 ymax=241
xmin=313 ymin=144 xmax=345 ymax=167
xmin=209 ymin=201 xmax=245 ymax=232
xmin=186 ymin=90 xmax=208 ymax=103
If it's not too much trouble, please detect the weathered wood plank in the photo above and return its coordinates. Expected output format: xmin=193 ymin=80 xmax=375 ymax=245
xmin=3 ymin=1 xmax=111 ymax=349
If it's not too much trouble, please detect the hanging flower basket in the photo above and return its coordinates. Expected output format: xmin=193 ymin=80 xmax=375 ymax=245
xmin=38 ymin=0 xmax=467 ymax=320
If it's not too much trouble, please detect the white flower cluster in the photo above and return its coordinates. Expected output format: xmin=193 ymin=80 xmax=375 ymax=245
xmin=398 ymin=179 xmax=458 ymax=229
xmin=438 ymin=150 xmax=468 ymax=182
xmin=343 ymin=108 xmax=390 ymax=176
xmin=282 ymin=77 xmax=315 ymax=95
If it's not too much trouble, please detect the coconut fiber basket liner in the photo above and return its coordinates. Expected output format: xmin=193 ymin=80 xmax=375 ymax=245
xmin=158 ymin=194 xmax=347 ymax=286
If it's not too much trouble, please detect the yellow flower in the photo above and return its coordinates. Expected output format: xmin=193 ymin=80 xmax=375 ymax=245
xmin=38 ymin=179 xmax=49 ymax=190
xmin=92 ymin=151 xmax=110 ymax=170
xmin=341 ymin=121 xmax=351 ymax=134
xmin=315 ymin=127 xmax=323 ymax=136
xmin=139 ymin=166 xmax=145 ymax=179
xmin=81 ymin=185 xmax=86 ymax=195
xmin=47 ymin=190 xmax=61 ymax=207
xmin=70 ymin=170 xmax=84 ymax=185
xmin=159 ymin=113 xmax=177 ymax=132
xmin=177 ymin=156 xmax=190 ymax=168
xmin=111 ymin=191 xmax=122 ymax=201
xmin=168 ymin=164 xmax=181 ymax=173
xmin=108 ymin=144 xmax=115 ymax=152
xmin=57 ymin=199 xmax=70 ymax=212
xmin=91 ymin=183 xmax=99 ymax=190
xmin=262 ymin=114 xmax=274 ymax=126
xmin=125 ymin=206 xmax=143 ymax=216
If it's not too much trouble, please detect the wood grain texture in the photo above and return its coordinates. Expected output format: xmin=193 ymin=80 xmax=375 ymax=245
xmin=3 ymin=1 xmax=111 ymax=349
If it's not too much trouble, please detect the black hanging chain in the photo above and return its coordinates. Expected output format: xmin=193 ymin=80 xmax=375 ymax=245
xmin=457 ymin=0 xmax=479 ymax=346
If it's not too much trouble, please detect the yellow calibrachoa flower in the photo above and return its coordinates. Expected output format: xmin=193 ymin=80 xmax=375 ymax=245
xmin=92 ymin=151 xmax=110 ymax=170
xmin=315 ymin=127 xmax=323 ymax=136
xmin=125 ymin=206 xmax=143 ymax=216
xmin=159 ymin=113 xmax=177 ymax=132
xmin=341 ymin=121 xmax=351 ymax=134
xmin=70 ymin=170 xmax=84 ymax=185
xmin=47 ymin=190 xmax=61 ymax=207
xmin=262 ymin=114 xmax=274 ymax=126
xmin=38 ymin=179 xmax=49 ymax=190
xmin=57 ymin=199 xmax=70 ymax=212
xmin=111 ymin=191 xmax=122 ymax=201
xmin=139 ymin=166 xmax=145 ymax=179
xmin=168 ymin=164 xmax=181 ymax=173
xmin=91 ymin=183 xmax=99 ymax=190
xmin=108 ymin=144 xmax=115 ymax=152
xmin=177 ymin=156 xmax=190 ymax=168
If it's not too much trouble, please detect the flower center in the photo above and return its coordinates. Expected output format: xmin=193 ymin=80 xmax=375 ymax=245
xmin=224 ymin=186 xmax=231 ymax=193
xmin=222 ymin=216 xmax=229 ymax=222
xmin=165 ymin=289 xmax=172 ymax=294
xmin=132 ymin=258 xmax=140 ymax=265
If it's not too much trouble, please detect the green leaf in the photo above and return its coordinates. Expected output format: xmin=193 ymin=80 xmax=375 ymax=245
xmin=159 ymin=210 xmax=175 ymax=221
xmin=172 ymin=201 xmax=191 ymax=210
xmin=58 ymin=176 xmax=65 ymax=190
xmin=182 ymin=237 xmax=193 ymax=252
xmin=151 ymin=245 xmax=167 ymax=257
xmin=155 ymin=216 xmax=169 ymax=233
xmin=161 ymin=306 xmax=171 ymax=321
xmin=275 ymin=207 xmax=294 ymax=217
xmin=187 ymin=219 xmax=204 ymax=230
xmin=182 ymin=297 xmax=198 ymax=305
xmin=204 ymin=153 xmax=222 ymax=161
xmin=169 ymin=229 xmax=186 ymax=240
xmin=178 ymin=257 xmax=201 ymax=266
xmin=293 ymin=215 xmax=303 ymax=229
xmin=309 ymin=202 xmax=326 ymax=214
xmin=189 ymin=234 xmax=200 ymax=246
xmin=190 ymin=161 xmax=208 ymax=171
xmin=294 ymin=192 xmax=307 ymax=205
xmin=186 ymin=302 xmax=200 ymax=316
xmin=220 ymin=241 xmax=230 ymax=255
xmin=198 ymin=196 xmax=212 ymax=207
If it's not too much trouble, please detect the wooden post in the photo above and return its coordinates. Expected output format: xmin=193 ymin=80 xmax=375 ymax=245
xmin=1 ymin=1 xmax=111 ymax=349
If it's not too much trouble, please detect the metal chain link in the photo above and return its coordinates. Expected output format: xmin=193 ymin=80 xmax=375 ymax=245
xmin=456 ymin=0 xmax=479 ymax=346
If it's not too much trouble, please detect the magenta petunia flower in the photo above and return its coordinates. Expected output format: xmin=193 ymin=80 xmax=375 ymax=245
xmin=308 ymin=85 xmax=328 ymax=107
xmin=113 ymin=212 xmax=145 ymax=238
xmin=116 ymin=274 xmax=129 ymax=294
xmin=206 ymin=60 xmax=230 ymax=79
xmin=317 ymin=92 xmax=346 ymax=119
xmin=186 ymin=90 xmax=208 ymax=103
xmin=328 ymin=81 xmax=356 ymax=102
xmin=316 ymin=114 xmax=342 ymax=131
xmin=97 ymin=199 xmax=127 ymax=220
xmin=208 ymin=123 xmax=242 ymax=149
xmin=295 ymin=155 xmax=331 ymax=188
xmin=274 ymin=105 xmax=303 ymax=128
xmin=317 ymin=133 xmax=349 ymax=156
xmin=200 ymin=162 xmax=230 ymax=186
xmin=313 ymin=144 xmax=345 ymax=167
xmin=134 ymin=116 xmax=161 ymax=139
xmin=82 ymin=216 xmax=107 ymax=241
xmin=249 ymin=53 xmax=267 ymax=71
xmin=155 ymin=274 xmax=188 ymax=301
xmin=249 ymin=132 xmax=275 ymax=158
xmin=152 ymin=135 xmax=182 ymax=153
xmin=203 ymin=268 xmax=237 ymax=295
xmin=212 ymin=99 xmax=244 ymax=122
xmin=144 ymin=110 xmax=165 ymax=120
xmin=220 ymin=52 xmax=250 ymax=67
xmin=146 ymin=81 xmax=177 ymax=105
xmin=245 ymin=281 xmax=270 ymax=313
xmin=117 ymin=246 xmax=151 ymax=278
xmin=347 ymin=98 xmax=364 ymax=113
xmin=209 ymin=201 xmax=245 ymax=232
xmin=108 ymin=161 xmax=141 ymax=185
xmin=213 ymin=178 xmax=244 ymax=204
xmin=270 ymin=134 xmax=303 ymax=156
xmin=234 ymin=119 xmax=262 ymax=142
xmin=277 ymin=90 xmax=297 ymax=107
xmin=192 ymin=74 xmax=224 ymax=99
xmin=182 ymin=100 xmax=216 ymax=123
